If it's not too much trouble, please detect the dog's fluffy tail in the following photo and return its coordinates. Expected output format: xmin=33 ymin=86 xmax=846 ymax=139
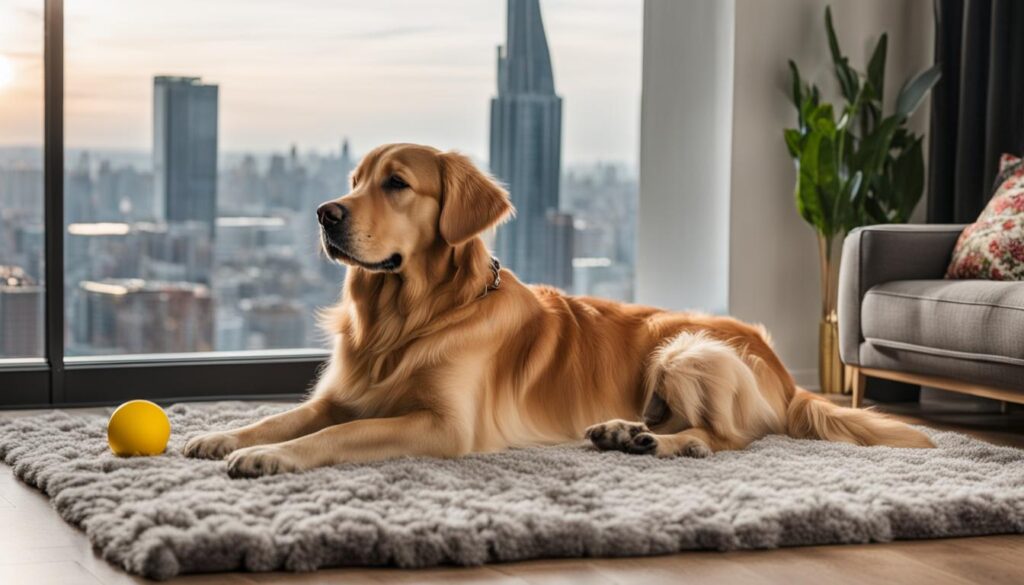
xmin=786 ymin=389 xmax=934 ymax=448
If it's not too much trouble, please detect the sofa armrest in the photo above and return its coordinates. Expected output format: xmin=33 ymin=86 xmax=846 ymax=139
xmin=837 ymin=224 xmax=966 ymax=366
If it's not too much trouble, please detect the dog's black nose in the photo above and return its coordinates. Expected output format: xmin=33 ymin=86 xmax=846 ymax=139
xmin=317 ymin=202 xmax=346 ymax=226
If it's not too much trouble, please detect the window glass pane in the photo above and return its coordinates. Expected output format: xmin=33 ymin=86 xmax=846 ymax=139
xmin=0 ymin=1 xmax=45 ymax=359
xmin=64 ymin=0 xmax=640 ymax=356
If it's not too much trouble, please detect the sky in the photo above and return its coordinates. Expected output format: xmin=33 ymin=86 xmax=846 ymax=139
xmin=0 ymin=0 xmax=642 ymax=167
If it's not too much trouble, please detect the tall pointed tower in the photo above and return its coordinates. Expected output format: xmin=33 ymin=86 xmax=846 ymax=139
xmin=490 ymin=0 xmax=570 ymax=289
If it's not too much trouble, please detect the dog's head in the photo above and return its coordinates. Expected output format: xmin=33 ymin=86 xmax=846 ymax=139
xmin=317 ymin=143 xmax=512 ymax=272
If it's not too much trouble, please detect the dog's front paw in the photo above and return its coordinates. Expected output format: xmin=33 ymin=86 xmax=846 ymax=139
xmin=183 ymin=431 xmax=241 ymax=460
xmin=585 ymin=419 xmax=657 ymax=455
xmin=226 ymin=445 xmax=303 ymax=479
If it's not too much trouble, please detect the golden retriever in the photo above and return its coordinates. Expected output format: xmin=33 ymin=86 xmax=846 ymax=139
xmin=184 ymin=143 xmax=933 ymax=477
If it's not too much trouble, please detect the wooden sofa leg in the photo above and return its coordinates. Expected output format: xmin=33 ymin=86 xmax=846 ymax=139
xmin=850 ymin=367 xmax=866 ymax=409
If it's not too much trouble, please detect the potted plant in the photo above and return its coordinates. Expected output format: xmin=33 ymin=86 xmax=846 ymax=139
xmin=784 ymin=6 xmax=940 ymax=393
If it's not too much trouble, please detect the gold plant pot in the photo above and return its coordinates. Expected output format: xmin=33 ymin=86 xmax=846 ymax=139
xmin=818 ymin=311 xmax=844 ymax=394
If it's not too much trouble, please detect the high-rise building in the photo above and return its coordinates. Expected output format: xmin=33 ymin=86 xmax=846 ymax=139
xmin=0 ymin=265 xmax=43 ymax=358
xmin=314 ymin=138 xmax=355 ymax=198
xmin=73 ymin=279 xmax=213 ymax=355
xmin=153 ymin=76 xmax=219 ymax=239
xmin=138 ymin=221 xmax=214 ymax=284
xmin=65 ymin=152 xmax=94 ymax=224
xmin=490 ymin=0 xmax=571 ymax=288
xmin=65 ymin=221 xmax=213 ymax=288
xmin=544 ymin=210 xmax=575 ymax=289
xmin=239 ymin=297 xmax=305 ymax=350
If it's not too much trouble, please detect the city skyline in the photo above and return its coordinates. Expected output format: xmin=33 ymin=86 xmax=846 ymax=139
xmin=0 ymin=144 xmax=638 ymax=357
xmin=0 ymin=0 xmax=642 ymax=168
xmin=0 ymin=0 xmax=640 ymax=358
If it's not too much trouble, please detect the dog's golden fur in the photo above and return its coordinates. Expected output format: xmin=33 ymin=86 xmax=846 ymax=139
xmin=184 ymin=143 xmax=933 ymax=477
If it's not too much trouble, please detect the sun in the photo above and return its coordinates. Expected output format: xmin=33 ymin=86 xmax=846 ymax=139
xmin=0 ymin=55 xmax=14 ymax=90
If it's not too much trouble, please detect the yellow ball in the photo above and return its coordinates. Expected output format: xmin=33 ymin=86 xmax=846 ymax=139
xmin=107 ymin=400 xmax=171 ymax=456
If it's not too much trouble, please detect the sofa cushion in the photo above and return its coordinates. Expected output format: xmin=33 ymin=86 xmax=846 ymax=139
xmin=946 ymin=153 xmax=1024 ymax=280
xmin=860 ymin=341 xmax=1024 ymax=391
xmin=861 ymin=279 xmax=1024 ymax=366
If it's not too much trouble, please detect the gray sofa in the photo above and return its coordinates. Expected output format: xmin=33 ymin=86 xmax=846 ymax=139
xmin=838 ymin=224 xmax=1024 ymax=407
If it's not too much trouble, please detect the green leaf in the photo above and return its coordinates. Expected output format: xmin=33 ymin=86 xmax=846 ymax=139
xmin=837 ymin=64 xmax=860 ymax=103
xmin=808 ymin=102 xmax=835 ymax=127
xmin=796 ymin=133 xmax=828 ymax=232
xmin=824 ymin=6 xmax=843 ymax=71
xmin=784 ymin=128 xmax=802 ymax=158
xmin=837 ymin=111 xmax=850 ymax=131
xmin=867 ymin=33 xmax=888 ymax=103
xmin=801 ymin=132 xmax=821 ymax=185
xmin=860 ymin=82 xmax=878 ymax=105
xmin=825 ymin=5 xmax=859 ymax=102
xmin=818 ymin=132 xmax=839 ymax=196
xmin=815 ymin=133 xmax=839 ymax=231
xmin=788 ymin=60 xmax=803 ymax=110
xmin=889 ymin=127 xmax=911 ymax=150
xmin=803 ymin=117 xmax=842 ymax=237
xmin=863 ymin=192 xmax=889 ymax=224
xmin=895 ymin=65 xmax=941 ymax=118
xmin=813 ymin=112 xmax=837 ymax=138
xmin=862 ymin=101 xmax=880 ymax=134
xmin=846 ymin=171 xmax=863 ymax=201
xmin=854 ymin=114 xmax=900 ymax=175
xmin=892 ymin=137 xmax=924 ymax=221
xmin=838 ymin=171 xmax=863 ymax=231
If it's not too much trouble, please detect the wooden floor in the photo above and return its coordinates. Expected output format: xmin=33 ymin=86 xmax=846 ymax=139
xmin=1 ymin=397 xmax=1022 ymax=585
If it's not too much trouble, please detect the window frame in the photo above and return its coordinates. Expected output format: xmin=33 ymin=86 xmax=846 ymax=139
xmin=5 ymin=0 xmax=646 ymax=407
xmin=0 ymin=0 xmax=322 ymax=408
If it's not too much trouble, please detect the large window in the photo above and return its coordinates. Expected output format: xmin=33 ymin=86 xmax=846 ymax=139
xmin=0 ymin=0 xmax=640 ymax=404
xmin=62 ymin=0 xmax=640 ymax=356
xmin=0 ymin=2 xmax=45 ymax=360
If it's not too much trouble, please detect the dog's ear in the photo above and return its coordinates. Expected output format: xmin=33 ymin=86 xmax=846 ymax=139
xmin=438 ymin=152 xmax=514 ymax=246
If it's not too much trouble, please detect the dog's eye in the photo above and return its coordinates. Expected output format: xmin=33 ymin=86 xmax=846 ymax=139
xmin=384 ymin=175 xmax=408 ymax=191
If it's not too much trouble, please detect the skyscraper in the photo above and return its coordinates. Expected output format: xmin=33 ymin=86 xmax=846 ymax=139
xmin=0 ymin=265 xmax=43 ymax=358
xmin=153 ymin=76 xmax=219 ymax=239
xmin=490 ymin=0 xmax=572 ymax=289
xmin=74 ymin=279 xmax=213 ymax=354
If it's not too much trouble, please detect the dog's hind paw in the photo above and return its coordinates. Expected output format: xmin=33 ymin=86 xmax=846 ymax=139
xmin=677 ymin=438 xmax=712 ymax=458
xmin=585 ymin=420 xmax=658 ymax=455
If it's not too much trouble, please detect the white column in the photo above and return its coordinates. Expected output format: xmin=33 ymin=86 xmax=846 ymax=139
xmin=636 ymin=0 xmax=735 ymax=314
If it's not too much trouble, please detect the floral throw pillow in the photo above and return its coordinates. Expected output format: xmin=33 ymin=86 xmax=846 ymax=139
xmin=946 ymin=153 xmax=1024 ymax=280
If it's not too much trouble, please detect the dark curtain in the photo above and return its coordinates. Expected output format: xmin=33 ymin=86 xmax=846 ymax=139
xmin=928 ymin=0 xmax=1024 ymax=223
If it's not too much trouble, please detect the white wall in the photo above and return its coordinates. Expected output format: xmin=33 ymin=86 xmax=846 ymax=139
xmin=639 ymin=0 xmax=934 ymax=387
xmin=636 ymin=0 xmax=735 ymax=313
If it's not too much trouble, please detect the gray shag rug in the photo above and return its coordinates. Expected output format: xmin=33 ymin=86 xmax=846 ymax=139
xmin=1 ymin=403 xmax=1023 ymax=580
